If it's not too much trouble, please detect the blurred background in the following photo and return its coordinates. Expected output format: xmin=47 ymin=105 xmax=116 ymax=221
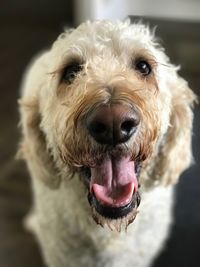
xmin=0 ymin=0 xmax=199 ymax=266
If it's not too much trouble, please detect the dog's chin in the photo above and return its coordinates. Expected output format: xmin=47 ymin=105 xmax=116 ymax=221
xmin=81 ymin=155 xmax=141 ymax=230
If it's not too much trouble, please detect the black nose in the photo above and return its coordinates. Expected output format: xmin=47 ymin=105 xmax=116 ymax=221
xmin=86 ymin=104 xmax=140 ymax=146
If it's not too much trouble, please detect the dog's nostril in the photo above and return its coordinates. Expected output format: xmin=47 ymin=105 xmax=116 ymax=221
xmin=92 ymin=122 xmax=107 ymax=134
xmin=121 ymin=120 xmax=137 ymax=135
xmin=87 ymin=118 xmax=112 ymax=145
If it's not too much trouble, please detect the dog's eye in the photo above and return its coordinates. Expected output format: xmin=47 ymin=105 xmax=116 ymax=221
xmin=135 ymin=60 xmax=152 ymax=76
xmin=62 ymin=63 xmax=83 ymax=83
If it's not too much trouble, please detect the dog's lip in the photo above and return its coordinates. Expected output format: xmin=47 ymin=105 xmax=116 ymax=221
xmin=88 ymin=190 xmax=141 ymax=220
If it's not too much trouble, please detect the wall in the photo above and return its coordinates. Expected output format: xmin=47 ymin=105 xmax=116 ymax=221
xmin=74 ymin=0 xmax=200 ymax=25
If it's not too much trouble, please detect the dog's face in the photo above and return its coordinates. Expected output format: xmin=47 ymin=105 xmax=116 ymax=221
xmin=33 ymin=21 xmax=194 ymax=230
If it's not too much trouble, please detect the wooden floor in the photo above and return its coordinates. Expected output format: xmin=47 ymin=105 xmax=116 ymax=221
xmin=0 ymin=19 xmax=199 ymax=267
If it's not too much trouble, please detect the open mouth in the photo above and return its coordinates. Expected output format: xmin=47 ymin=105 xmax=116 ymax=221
xmin=82 ymin=156 xmax=141 ymax=220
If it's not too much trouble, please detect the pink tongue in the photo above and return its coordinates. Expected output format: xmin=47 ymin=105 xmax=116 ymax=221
xmin=91 ymin=157 xmax=138 ymax=207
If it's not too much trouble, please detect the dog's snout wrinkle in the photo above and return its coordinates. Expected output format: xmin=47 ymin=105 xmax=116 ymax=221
xmin=86 ymin=103 xmax=140 ymax=146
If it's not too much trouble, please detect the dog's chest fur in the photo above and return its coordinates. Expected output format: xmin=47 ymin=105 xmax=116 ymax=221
xmin=28 ymin=176 xmax=173 ymax=267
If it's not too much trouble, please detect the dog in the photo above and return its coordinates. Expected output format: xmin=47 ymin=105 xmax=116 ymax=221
xmin=18 ymin=20 xmax=196 ymax=267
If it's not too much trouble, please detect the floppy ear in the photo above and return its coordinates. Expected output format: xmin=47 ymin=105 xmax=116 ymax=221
xmin=155 ymin=75 xmax=196 ymax=185
xmin=18 ymin=54 xmax=60 ymax=188
xmin=18 ymin=97 xmax=60 ymax=189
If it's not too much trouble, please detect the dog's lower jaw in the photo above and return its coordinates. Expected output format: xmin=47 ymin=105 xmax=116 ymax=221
xmin=87 ymin=190 xmax=141 ymax=231
xmin=29 ymin=174 xmax=174 ymax=267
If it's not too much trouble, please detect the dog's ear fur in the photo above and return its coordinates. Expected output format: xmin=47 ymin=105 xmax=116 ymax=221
xmin=18 ymin=54 xmax=60 ymax=189
xmin=155 ymin=74 xmax=196 ymax=185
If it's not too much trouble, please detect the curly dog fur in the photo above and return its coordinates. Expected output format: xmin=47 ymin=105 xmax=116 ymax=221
xmin=18 ymin=20 xmax=196 ymax=267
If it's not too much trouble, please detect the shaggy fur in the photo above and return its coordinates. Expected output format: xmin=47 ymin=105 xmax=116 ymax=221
xmin=19 ymin=20 xmax=196 ymax=267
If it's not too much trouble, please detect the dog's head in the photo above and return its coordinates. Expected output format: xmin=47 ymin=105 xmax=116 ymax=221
xmin=20 ymin=20 xmax=196 ymax=230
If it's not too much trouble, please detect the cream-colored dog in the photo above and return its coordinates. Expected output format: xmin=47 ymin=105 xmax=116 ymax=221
xmin=19 ymin=20 xmax=195 ymax=267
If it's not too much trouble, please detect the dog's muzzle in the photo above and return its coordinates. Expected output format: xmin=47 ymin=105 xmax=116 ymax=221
xmin=82 ymin=103 xmax=141 ymax=220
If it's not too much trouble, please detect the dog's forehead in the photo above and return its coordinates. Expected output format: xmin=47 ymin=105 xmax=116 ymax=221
xmin=53 ymin=21 xmax=158 ymax=62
